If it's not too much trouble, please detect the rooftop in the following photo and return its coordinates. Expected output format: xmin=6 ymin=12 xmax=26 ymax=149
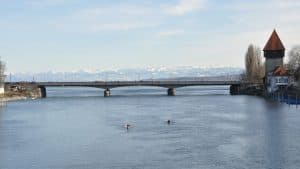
xmin=263 ymin=30 xmax=285 ymax=51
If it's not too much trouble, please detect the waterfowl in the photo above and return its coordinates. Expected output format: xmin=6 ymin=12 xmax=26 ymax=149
xmin=124 ymin=123 xmax=131 ymax=129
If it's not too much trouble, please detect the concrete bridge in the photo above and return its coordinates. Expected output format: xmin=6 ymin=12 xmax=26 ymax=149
xmin=30 ymin=80 xmax=242 ymax=97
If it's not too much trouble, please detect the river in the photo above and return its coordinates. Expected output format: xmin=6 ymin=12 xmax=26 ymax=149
xmin=0 ymin=86 xmax=299 ymax=169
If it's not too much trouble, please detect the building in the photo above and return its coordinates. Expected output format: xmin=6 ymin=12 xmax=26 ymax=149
xmin=266 ymin=66 xmax=290 ymax=93
xmin=263 ymin=30 xmax=290 ymax=93
xmin=263 ymin=30 xmax=285 ymax=74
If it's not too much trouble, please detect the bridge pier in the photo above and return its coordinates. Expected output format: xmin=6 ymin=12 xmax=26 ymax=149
xmin=38 ymin=86 xmax=47 ymax=98
xmin=104 ymin=89 xmax=111 ymax=97
xmin=230 ymin=85 xmax=240 ymax=95
xmin=167 ymin=88 xmax=176 ymax=96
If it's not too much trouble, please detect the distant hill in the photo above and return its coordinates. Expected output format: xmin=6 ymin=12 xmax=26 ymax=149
xmin=7 ymin=66 xmax=243 ymax=82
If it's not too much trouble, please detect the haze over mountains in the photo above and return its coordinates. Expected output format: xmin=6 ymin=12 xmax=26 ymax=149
xmin=8 ymin=66 xmax=243 ymax=82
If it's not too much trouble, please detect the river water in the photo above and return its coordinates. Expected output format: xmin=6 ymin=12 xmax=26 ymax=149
xmin=0 ymin=86 xmax=299 ymax=169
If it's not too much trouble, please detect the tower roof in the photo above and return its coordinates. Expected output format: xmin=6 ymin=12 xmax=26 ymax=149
xmin=263 ymin=30 xmax=285 ymax=51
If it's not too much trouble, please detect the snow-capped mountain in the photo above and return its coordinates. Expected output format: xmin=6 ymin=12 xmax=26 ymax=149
xmin=7 ymin=66 xmax=243 ymax=82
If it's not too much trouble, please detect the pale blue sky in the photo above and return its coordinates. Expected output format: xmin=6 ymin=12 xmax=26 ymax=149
xmin=1 ymin=0 xmax=300 ymax=73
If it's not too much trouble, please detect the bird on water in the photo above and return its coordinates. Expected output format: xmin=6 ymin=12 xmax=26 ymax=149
xmin=167 ymin=120 xmax=171 ymax=125
xmin=124 ymin=123 xmax=131 ymax=130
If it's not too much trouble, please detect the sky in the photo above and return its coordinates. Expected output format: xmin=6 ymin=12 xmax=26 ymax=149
xmin=1 ymin=0 xmax=300 ymax=73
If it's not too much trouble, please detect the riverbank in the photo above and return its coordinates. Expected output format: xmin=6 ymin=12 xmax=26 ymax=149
xmin=231 ymin=83 xmax=264 ymax=96
xmin=1 ymin=83 xmax=44 ymax=102
xmin=270 ymin=86 xmax=300 ymax=105
xmin=0 ymin=95 xmax=27 ymax=102
xmin=232 ymin=83 xmax=300 ymax=105
xmin=0 ymin=92 xmax=38 ymax=102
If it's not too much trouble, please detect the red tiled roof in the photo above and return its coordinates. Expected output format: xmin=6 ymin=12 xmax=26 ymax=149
xmin=263 ymin=30 xmax=285 ymax=51
xmin=273 ymin=65 xmax=287 ymax=76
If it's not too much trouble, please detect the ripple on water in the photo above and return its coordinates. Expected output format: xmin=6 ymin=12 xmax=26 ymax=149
xmin=218 ymin=136 xmax=249 ymax=158
xmin=215 ymin=122 xmax=243 ymax=131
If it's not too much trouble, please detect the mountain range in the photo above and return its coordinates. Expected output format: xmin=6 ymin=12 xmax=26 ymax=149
xmin=7 ymin=66 xmax=243 ymax=82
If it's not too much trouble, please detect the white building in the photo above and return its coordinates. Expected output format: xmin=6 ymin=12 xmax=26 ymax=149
xmin=266 ymin=73 xmax=290 ymax=93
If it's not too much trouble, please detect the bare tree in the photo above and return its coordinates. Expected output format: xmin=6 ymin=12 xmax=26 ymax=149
xmin=0 ymin=58 xmax=5 ymax=94
xmin=245 ymin=44 xmax=264 ymax=82
xmin=245 ymin=45 xmax=254 ymax=81
xmin=0 ymin=57 xmax=5 ymax=77
xmin=0 ymin=60 xmax=5 ymax=78
xmin=295 ymin=67 xmax=300 ymax=81
xmin=287 ymin=45 xmax=300 ymax=75
xmin=254 ymin=46 xmax=264 ymax=79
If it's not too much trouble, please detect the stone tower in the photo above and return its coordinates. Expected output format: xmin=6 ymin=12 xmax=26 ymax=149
xmin=263 ymin=30 xmax=285 ymax=76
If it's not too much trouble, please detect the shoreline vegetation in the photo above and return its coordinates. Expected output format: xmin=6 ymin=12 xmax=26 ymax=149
xmin=0 ymin=92 xmax=34 ymax=102
xmin=0 ymin=95 xmax=27 ymax=102
xmin=1 ymin=83 xmax=43 ymax=102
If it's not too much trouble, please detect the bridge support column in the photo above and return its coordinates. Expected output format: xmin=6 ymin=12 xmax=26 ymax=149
xmin=38 ymin=86 xmax=47 ymax=98
xmin=230 ymin=85 xmax=240 ymax=95
xmin=104 ymin=89 xmax=111 ymax=97
xmin=167 ymin=88 xmax=176 ymax=96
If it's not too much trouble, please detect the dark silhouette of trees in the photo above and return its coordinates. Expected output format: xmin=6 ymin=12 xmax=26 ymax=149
xmin=287 ymin=45 xmax=300 ymax=77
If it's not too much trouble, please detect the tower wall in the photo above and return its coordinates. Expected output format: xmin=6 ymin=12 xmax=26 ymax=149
xmin=264 ymin=50 xmax=284 ymax=76
xmin=265 ymin=57 xmax=283 ymax=74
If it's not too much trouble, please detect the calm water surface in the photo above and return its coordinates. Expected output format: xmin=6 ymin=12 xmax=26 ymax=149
xmin=0 ymin=86 xmax=300 ymax=169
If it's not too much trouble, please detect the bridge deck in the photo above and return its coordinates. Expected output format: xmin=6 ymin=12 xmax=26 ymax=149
xmin=33 ymin=80 xmax=241 ymax=89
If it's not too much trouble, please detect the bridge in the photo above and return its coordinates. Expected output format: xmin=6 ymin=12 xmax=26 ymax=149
xmin=27 ymin=79 xmax=241 ymax=97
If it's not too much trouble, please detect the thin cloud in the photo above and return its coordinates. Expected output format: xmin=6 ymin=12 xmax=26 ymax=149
xmin=158 ymin=30 xmax=184 ymax=37
xmin=55 ymin=21 xmax=159 ymax=33
xmin=26 ymin=0 xmax=69 ymax=6
xmin=55 ymin=5 xmax=161 ymax=32
xmin=164 ymin=0 xmax=206 ymax=16
xmin=220 ymin=0 xmax=300 ymax=12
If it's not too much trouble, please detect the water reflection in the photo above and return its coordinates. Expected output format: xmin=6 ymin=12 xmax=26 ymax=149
xmin=263 ymin=101 xmax=285 ymax=169
xmin=0 ymin=99 xmax=6 ymax=110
